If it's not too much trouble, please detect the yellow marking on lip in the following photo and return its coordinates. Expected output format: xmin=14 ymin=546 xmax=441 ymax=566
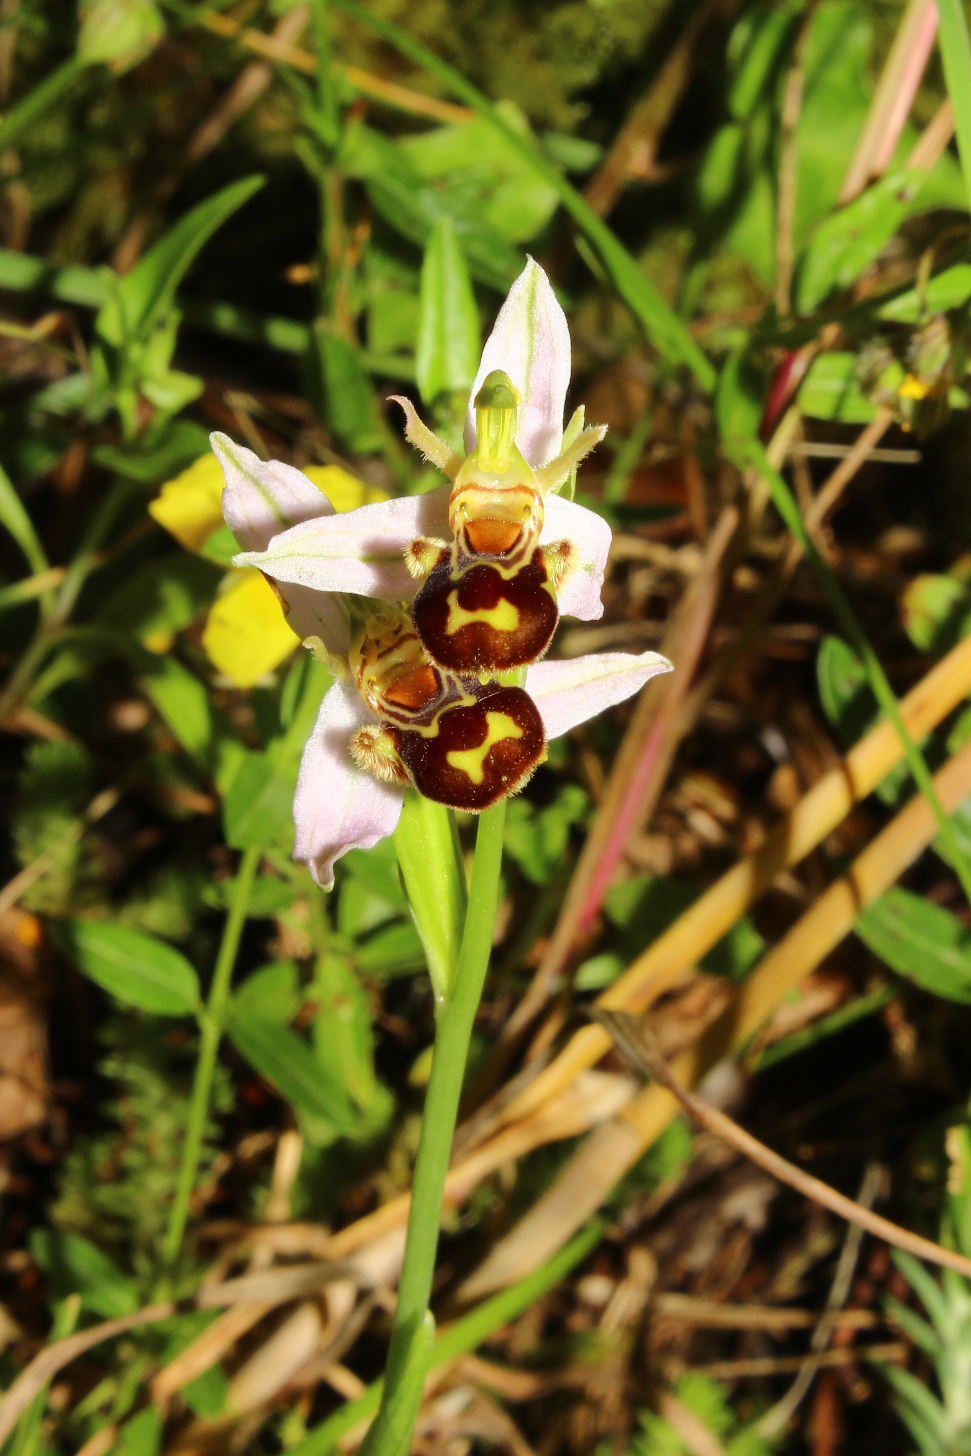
xmin=445 ymin=591 xmax=520 ymax=637
xmin=446 ymin=711 xmax=523 ymax=785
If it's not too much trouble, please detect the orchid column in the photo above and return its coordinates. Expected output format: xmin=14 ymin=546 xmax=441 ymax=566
xmin=212 ymin=260 xmax=671 ymax=1452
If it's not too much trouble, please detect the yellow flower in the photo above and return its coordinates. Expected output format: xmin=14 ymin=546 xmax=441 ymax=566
xmin=150 ymin=453 xmax=386 ymax=686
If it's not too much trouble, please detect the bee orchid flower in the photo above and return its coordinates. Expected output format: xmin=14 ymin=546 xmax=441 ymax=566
xmin=232 ymin=261 xmax=612 ymax=649
xmin=212 ymin=435 xmax=670 ymax=888
xmin=212 ymin=258 xmax=674 ymax=888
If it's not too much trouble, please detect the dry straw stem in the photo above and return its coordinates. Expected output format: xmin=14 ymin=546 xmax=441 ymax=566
xmin=460 ymin=737 xmax=971 ymax=1299
xmin=313 ymin=640 xmax=969 ymax=1271
xmin=594 ymin=1010 xmax=971 ymax=1279
xmin=194 ymin=4 xmax=472 ymax=122
xmin=840 ymin=0 xmax=940 ymax=202
xmin=0 ymin=1263 xmax=374 ymax=1443
xmin=497 ymin=636 xmax=969 ymax=1129
xmin=501 ymin=505 xmax=742 ymax=1059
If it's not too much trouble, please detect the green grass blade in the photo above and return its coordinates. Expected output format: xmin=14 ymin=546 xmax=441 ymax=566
xmin=0 ymin=57 xmax=84 ymax=150
xmin=734 ymin=434 xmax=971 ymax=905
xmin=330 ymin=0 xmax=715 ymax=387
xmin=937 ymin=0 xmax=971 ymax=211
xmin=292 ymin=1219 xmax=605 ymax=1454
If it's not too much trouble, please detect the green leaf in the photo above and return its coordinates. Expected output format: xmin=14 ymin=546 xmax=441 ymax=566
xmin=115 ymin=1406 xmax=163 ymax=1456
xmin=416 ymin=218 xmax=479 ymax=406
xmin=728 ymin=4 xmax=799 ymax=120
xmin=881 ymin=1362 xmax=951 ymax=1455
xmin=716 ymin=347 xmax=766 ymax=454
xmin=797 ymin=170 xmax=933 ymax=314
xmin=139 ymin=653 xmax=244 ymax=792
xmin=30 ymin=1229 xmax=138 ymax=1319
xmin=310 ymin=953 xmax=390 ymax=1120
xmin=227 ymin=1011 xmax=359 ymax=1134
xmin=817 ymin=633 xmax=879 ymax=744
xmin=0 ymin=57 xmax=84 ymax=151
xmin=312 ymin=328 xmax=383 ymax=453
xmin=794 ymin=1 xmax=873 ymax=242
xmin=94 ymin=554 xmax=221 ymax=647
xmin=94 ymin=176 xmax=265 ymax=351
xmin=878 ymin=263 xmax=971 ymax=323
xmin=937 ymin=0 xmax=971 ymax=211
xmin=332 ymin=0 xmax=715 ymax=385
xmin=503 ymin=783 xmax=588 ymax=885
xmin=695 ymin=117 xmax=777 ymax=284
xmin=355 ymin=920 xmax=426 ymax=978
xmin=0 ymin=457 xmax=50 ymax=576
xmin=799 ymin=352 xmax=878 ymax=424
xmin=232 ymin=961 xmax=301 ymax=1023
xmin=900 ymin=575 xmax=971 ymax=654
xmin=221 ymin=748 xmax=296 ymax=852
xmin=392 ymin=792 xmax=466 ymax=998
xmin=57 ymin=919 xmax=201 ymax=1016
xmin=400 ymin=102 xmax=559 ymax=244
xmin=78 ymin=0 xmax=165 ymax=71
xmin=854 ymin=888 xmax=971 ymax=1004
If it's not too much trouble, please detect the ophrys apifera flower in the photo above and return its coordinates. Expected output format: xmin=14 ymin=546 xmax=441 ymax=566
xmin=213 ymin=436 xmax=670 ymax=887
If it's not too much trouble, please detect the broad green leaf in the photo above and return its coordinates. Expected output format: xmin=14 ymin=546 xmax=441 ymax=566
xmin=364 ymin=249 xmax=421 ymax=359
xmin=78 ymin=0 xmax=164 ymax=71
xmin=30 ymin=1229 xmax=137 ymax=1319
xmin=799 ymin=353 xmax=878 ymax=424
xmin=937 ymin=0 xmax=971 ymax=211
xmin=139 ymin=653 xmax=244 ymax=792
xmin=232 ymin=961 xmax=301 ymax=1023
xmin=94 ymin=554 xmax=221 ymax=650
xmin=855 ymin=888 xmax=971 ymax=1003
xmin=58 ymin=919 xmax=201 ymax=1015
xmin=504 ymin=783 xmax=588 ymax=885
xmin=311 ymin=953 xmax=390 ymax=1120
xmin=115 ymin=1406 xmax=163 ymax=1456
xmin=203 ymin=877 xmax=294 ymax=918
xmin=0 ymin=58 xmax=83 ymax=150
xmin=354 ymin=920 xmax=426 ymax=978
xmin=344 ymin=126 xmax=521 ymax=292
xmin=416 ymin=218 xmax=479 ymax=406
xmin=794 ymin=0 xmax=872 ymax=243
xmin=227 ymin=1012 xmax=359 ymax=1134
xmin=817 ymin=634 xmax=878 ymax=744
xmin=95 ymin=176 xmax=264 ymax=350
xmin=695 ymin=117 xmax=776 ymax=283
xmin=900 ymin=575 xmax=971 ymax=655
xmin=183 ymin=1362 xmax=229 ymax=1421
xmin=877 ymin=263 xmax=971 ymax=323
xmin=222 ymin=749 xmax=296 ymax=851
xmin=400 ymin=102 xmax=559 ymax=243
xmin=727 ymin=3 xmax=799 ymax=121
xmin=312 ymin=328 xmax=383 ymax=454
xmin=797 ymin=170 xmax=933 ymax=314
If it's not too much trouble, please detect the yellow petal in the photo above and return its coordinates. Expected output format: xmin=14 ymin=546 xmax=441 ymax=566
xmin=150 ymin=454 xmax=226 ymax=553
xmin=202 ymin=571 xmax=300 ymax=687
xmin=302 ymin=465 xmax=388 ymax=512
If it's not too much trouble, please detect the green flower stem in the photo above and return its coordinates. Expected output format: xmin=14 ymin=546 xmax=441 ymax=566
xmin=393 ymin=792 xmax=467 ymax=1001
xmin=160 ymin=844 xmax=262 ymax=1277
xmin=296 ymin=1219 xmax=604 ymax=1454
xmin=361 ymin=801 xmax=507 ymax=1456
